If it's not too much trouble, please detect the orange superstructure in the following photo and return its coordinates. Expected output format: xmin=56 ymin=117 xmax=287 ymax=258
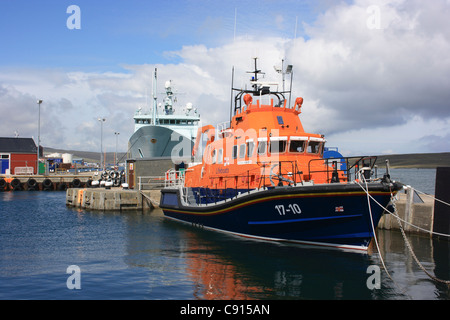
xmin=184 ymin=59 xmax=346 ymax=191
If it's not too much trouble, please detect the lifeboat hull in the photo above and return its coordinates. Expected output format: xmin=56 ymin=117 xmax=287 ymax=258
xmin=160 ymin=182 xmax=400 ymax=252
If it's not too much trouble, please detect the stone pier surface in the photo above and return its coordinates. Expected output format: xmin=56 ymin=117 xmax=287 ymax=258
xmin=66 ymin=188 xmax=161 ymax=211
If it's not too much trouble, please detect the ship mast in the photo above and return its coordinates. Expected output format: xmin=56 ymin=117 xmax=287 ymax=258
xmin=152 ymin=68 xmax=158 ymax=125
xmin=247 ymin=57 xmax=265 ymax=92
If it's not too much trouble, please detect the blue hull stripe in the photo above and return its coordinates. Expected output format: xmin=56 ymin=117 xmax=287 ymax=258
xmin=248 ymin=214 xmax=362 ymax=225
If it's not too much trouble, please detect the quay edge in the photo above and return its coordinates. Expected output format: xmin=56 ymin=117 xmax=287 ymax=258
xmin=66 ymin=187 xmax=161 ymax=211
xmin=0 ymin=174 xmax=95 ymax=191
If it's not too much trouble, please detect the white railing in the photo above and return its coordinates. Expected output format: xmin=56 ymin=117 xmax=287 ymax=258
xmin=14 ymin=167 xmax=34 ymax=175
xmin=138 ymin=176 xmax=165 ymax=190
xmin=164 ymin=169 xmax=185 ymax=188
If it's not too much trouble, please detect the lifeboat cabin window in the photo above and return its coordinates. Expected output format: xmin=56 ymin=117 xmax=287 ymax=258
xmin=269 ymin=137 xmax=287 ymax=154
xmin=307 ymin=138 xmax=324 ymax=155
xmin=239 ymin=144 xmax=246 ymax=159
xmin=247 ymin=140 xmax=255 ymax=157
xmin=218 ymin=149 xmax=223 ymax=164
xmin=232 ymin=145 xmax=238 ymax=160
xmin=257 ymin=139 xmax=267 ymax=155
xmin=289 ymin=137 xmax=307 ymax=153
xmin=212 ymin=149 xmax=217 ymax=164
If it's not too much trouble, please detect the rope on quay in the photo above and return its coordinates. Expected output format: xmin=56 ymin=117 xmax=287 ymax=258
xmin=357 ymin=179 xmax=450 ymax=287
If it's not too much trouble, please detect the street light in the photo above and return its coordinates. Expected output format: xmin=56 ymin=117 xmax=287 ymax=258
xmin=98 ymin=117 xmax=106 ymax=170
xmin=37 ymin=100 xmax=43 ymax=175
xmin=114 ymin=132 xmax=120 ymax=168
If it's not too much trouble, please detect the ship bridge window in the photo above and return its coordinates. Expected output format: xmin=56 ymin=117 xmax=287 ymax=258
xmin=269 ymin=137 xmax=287 ymax=154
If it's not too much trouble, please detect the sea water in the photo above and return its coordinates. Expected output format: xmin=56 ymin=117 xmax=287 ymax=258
xmin=0 ymin=168 xmax=449 ymax=301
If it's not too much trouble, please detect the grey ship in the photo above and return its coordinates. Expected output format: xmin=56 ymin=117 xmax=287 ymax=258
xmin=128 ymin=69 xmax=200 ymax=161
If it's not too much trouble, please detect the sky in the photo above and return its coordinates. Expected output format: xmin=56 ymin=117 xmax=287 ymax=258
xmin=1 ymin=0 xmax=450 ymax=156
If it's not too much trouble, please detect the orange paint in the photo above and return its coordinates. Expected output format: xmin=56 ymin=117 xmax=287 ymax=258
xmin=184 ymin=61 xmax=346 ymax=190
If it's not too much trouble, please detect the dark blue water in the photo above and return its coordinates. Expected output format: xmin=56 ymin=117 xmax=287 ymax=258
xmin=389 ymin=168 xmax=436 ymax=195
xmin=0 ymin=190 xmax=449 ymax=300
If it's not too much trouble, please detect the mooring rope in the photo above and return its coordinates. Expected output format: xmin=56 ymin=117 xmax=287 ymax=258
xmin=360 ymin=175 xmax=409 ymax=296
xmin=414 ymin=189 xmax=450 ymax=208
xmin=357 ymin=179 xmax=450 ymax=287
xmin=358 ymin=175 xmax=395 ymax=282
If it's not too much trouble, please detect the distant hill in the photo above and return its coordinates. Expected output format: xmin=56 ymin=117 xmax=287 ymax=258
xmin=43 ymin=146 xmax=450 ymax=169
xmin=43 ymin=147 xmax=127 ymax=164
xmin=375 ymin=152 xmax=450 ymax=168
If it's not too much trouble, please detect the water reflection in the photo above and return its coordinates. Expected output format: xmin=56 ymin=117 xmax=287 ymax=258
xmin=375 ymin=229 xmax=450 ymax=300
xmin=124 ymin=209 xmax=384 ymax=299
xmin=2 ymin=192 xmax=448 ymax=299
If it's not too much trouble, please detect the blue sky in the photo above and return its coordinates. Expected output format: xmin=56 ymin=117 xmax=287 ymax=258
xmin=1 ymin=0 xmax=450 ymax=156
xmin=0 ymin=0 xmax=319 ymax=70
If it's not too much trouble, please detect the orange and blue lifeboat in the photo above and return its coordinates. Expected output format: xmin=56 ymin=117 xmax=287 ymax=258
xmin=160 ymin=59 xmax=403 ymax=252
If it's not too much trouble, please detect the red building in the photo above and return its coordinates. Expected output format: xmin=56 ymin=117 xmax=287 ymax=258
xmin=0 ymin=137 xmax=39 ymax=175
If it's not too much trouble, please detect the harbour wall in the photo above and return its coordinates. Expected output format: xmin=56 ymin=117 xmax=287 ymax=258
xmin=0 ymin=174 xmax=94 ymax=191
xmin=66 ymin=187 xmax=160 ymax=211
xmin=378 ymin=192 xmax=434 ymax=235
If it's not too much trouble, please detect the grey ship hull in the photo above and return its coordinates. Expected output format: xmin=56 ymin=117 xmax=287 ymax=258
xmin=128 ymin=125 xmax=194 ymax=161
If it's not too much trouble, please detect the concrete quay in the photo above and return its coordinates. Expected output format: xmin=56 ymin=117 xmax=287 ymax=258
xmin=66 ymin=188 xmax=161 ymax=212
xmin=378 ymin=192 xmax=435 ymax=236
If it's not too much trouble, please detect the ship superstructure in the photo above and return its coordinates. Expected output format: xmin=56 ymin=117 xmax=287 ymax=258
xmin=128 ymin=69 xmax=200 ymax=160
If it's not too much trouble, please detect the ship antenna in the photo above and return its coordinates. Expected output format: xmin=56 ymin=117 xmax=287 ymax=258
xmin=229 ymin=66 xmax=235 ymax=123
xmin=288 ymin=65 xmax=293 ymax=107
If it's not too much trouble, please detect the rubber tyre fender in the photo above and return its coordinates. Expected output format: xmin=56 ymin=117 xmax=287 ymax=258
xmin=27 ymin=178 xmax=38 ymax=190
xmin=42 ymin=178 xmax=53 ymax=190
xmin=11 ymin=178 xmax=22 ymax=191
xmin=72 ymin=178 xmax=81 ymax=188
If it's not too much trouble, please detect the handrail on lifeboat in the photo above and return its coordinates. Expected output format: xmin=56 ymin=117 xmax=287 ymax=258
xmin=307 ymin=156 xmax=378 ymax=183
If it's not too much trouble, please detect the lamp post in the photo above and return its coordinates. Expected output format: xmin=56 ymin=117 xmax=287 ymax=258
xmin=98 ymin=118 xmax=106 ymax=170
xmin=114 ymin=132 xmax=120 ymax=168
xmin=37 ymin=100 xmax=43 ymax=175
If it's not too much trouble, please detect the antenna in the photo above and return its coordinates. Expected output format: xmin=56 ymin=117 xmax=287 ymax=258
xmin=294 ymin=16 xmax=298 ymax=39
xmin=152 ymin=68 xmax=158 ymax=124
xmin=230 ymin=66 xmax=235 ymax=123
xmin=234 ymin=8 xmax=237 ymax=42
xmin=247 ymin=57 xmax=264 ymax=91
